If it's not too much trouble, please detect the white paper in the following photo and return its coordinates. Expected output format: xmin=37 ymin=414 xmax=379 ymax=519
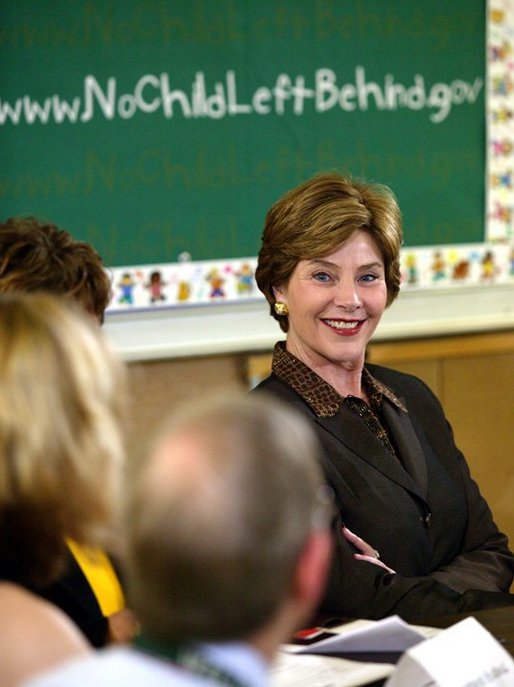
xmin=271 ymin=651 xmax=395 ymax=687
xmin=290 ymin=615 xmax=427 ymax=655
xmin=386 ymin=616 xmax=514 ymax=687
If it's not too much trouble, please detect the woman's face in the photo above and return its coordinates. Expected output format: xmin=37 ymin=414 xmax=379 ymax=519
xmin=273 ymin=230 xmax=388 ymax=372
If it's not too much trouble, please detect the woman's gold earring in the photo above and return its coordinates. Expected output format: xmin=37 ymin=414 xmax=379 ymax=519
xmin=274 ymin=302 xmax=289 ymax=316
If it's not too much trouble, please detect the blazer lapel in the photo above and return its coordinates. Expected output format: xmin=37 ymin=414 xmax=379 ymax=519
xmin=381 ymin=400 xmax=429 ymax=497
xmin=315 ymin=405 xmax=427 ymax=501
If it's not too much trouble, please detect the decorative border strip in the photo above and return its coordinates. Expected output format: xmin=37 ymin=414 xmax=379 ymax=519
xmin=107 ymin=1 xmax=514 ymax=314
xmin=108 ymin=256 xmax=259 ymax=311
xmin=487 ymin=0 xmax=514 ymax=243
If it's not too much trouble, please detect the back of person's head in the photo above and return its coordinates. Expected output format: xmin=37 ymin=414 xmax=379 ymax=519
xmin=0 ymin=217 xmax=111 ymax=322
xmin=0 ymin=292 xmax=126 ymax=588
xmin=124 ymin=392 xmax=331 ymax=644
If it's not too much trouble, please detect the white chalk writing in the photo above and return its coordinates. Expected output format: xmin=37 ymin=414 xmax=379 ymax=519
xmin=0 ymin=67 xmax=483 ymax=127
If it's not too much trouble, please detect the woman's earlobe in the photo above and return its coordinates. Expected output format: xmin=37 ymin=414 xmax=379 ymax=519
xmin=274 ymin=302 xmax=289 ymax=316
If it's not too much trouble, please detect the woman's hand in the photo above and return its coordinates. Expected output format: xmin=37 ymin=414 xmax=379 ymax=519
xmin=342 ymin=526 xmax=396 ymax=574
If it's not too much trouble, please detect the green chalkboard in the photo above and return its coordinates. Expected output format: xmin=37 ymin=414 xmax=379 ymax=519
xmin=1 ymin=1 xmax=485 ymax=267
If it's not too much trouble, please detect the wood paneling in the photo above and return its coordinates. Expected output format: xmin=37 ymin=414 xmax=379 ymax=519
xmin=125 ymin=355 xmax=246 ymax=463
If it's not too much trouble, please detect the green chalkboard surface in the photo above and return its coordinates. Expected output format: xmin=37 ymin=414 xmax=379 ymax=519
xmin=1 ymin=1 xmax=485 ymax=267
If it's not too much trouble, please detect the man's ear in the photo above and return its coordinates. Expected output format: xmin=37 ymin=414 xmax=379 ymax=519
xmin=291 ymin=530 xmax=332 ymax=611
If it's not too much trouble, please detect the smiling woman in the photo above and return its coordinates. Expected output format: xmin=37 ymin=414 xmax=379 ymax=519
xmin=252 ymin=171 xmax=514 ymax=624
xmin=272 ymin=233 xmax=388 ymax=396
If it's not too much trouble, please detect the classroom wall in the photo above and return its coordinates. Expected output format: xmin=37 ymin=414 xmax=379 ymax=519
xmin=126 ymin=353 xmax=248 ymax=463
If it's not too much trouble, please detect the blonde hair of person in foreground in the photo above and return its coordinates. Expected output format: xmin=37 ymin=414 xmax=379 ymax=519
xmin=21 ymin=392 xmax=333 ymax=687
xmin=0 ymin=292 xmax=126 ymax=687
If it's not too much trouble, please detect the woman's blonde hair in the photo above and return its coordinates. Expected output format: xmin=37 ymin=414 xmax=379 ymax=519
xmin=256 ymin=171 xmax=403 ymax=332
xmin=0 ymin=293 xmax=126 ymax=586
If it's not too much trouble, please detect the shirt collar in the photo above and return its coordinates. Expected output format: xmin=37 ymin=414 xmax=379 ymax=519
xmin=201 ymin=642 xmax=269 ymax=687
xmin=133 ymin=636 xmax=267 ymax=687
xmin=271 ymin=341 xmax=406 ymax=417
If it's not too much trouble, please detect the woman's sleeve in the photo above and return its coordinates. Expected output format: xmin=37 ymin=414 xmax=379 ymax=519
xmin=425 ymin=438 xmax=514 ymax=594
xmin=407 ymin=376 xmax=514 ymax=595
xmin=318 ymin=510 xmax=514 ymax=624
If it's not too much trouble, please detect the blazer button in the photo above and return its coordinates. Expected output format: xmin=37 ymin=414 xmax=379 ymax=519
xmin=420 ymin=512 xmax=432 ymax=528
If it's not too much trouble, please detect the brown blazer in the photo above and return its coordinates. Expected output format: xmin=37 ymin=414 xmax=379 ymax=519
xmin=253 ymin=363 xmax=514 ymax=622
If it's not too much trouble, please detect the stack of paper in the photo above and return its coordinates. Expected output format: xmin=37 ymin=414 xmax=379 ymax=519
xmin=272 ymin=615 xmax=514 ymax=687
xmin=271 ymin=616 xmax=433 ymax=687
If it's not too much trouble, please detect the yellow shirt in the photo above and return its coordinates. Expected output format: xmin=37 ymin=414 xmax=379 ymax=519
xmin=66 ymin=539 xmax=125 ymax=617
